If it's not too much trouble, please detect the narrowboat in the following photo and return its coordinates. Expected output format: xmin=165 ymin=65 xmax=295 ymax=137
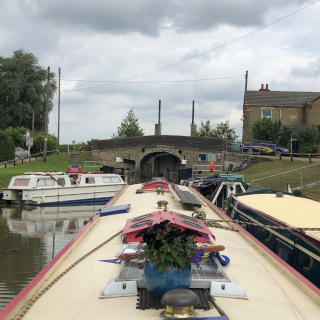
xmin=1 ymin=180 xmax=319 ymax=320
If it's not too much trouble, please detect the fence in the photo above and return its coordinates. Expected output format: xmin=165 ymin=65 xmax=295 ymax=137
xmin=192 ymin=164 xmax=223 ymax=179
xmin=84 ymin=161 xmax=105 ymax=173
xmin=0 ymin=150 xmax=58 ymax=169
xmin=248 ymin=162 xmax=320 ymax=188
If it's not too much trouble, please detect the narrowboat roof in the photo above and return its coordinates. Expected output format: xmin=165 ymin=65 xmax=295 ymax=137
xmin=233 ymin=192 xmax=320 ymax=239
xmin=1 ymin=184 xmax=319 ymax=320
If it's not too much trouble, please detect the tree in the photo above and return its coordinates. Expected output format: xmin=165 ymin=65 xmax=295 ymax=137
xmin=196 ymin=120 xmax=238 ymax=142
xmin=196 ymin=120 xmax=214 ymax=137
xmin=294 ymin=126 xmax=320 ymax=153
xmin=0 ymin=49 xmax=57 ymax=131
xmin=252 ymin=118 xmax=291 ymax=146
xmin=117 ymin=108 xmax=144 ymax=137
xmin=212 ymin=120 xmax=238 ymax=142
xmin=0 ymin=130 xmax=15 ymax=161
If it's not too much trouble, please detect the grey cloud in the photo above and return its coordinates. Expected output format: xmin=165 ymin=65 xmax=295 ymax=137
xmin=31 ymin=0 xmax=309 ymax=37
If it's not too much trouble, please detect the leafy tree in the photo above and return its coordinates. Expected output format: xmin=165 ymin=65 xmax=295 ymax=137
xmin=0 ymin=49 xmax=57 ymax=131
xmin=0 ymin=130 xmax=15 ymax=161
xmin=196 ymin=120 xmax=214 ymax=137
xmin=212 ymin=120 xmax=238 ymax=142
xmin=196 ymin=120 xmax=238 ymax=142
xmin=294 ymin=126 xmax=320 ymax=153
xmin=117 ymin=108 xmax=144 ymax=137
xmin=252 ymin=118 xmax=291 ymax=146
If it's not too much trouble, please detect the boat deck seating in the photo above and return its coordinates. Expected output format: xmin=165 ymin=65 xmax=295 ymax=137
xmin=98 ymin=204 xmax=131 ymax=216
xmin=176 ymin=190 xmax=201 ymax=208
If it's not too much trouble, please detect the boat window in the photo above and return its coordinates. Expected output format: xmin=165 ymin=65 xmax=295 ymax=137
xmin=102 ymin=176 xmax=121 ymax=183
xmin=275 ymin=238 xmax=293 ymax=263
xmin=85 ymin=177 xmax=95 ymax=184
xmin=57 ymin=178 xmax=66 ymax=185
xmin=36 ymin=178 xmax=55 ymax=187
xmin=13 ymin=178 xmax=30 ymax=186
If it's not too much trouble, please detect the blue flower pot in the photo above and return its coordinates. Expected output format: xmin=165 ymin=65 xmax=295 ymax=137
xmin=143 ymin=261 xmax=192 ymax=298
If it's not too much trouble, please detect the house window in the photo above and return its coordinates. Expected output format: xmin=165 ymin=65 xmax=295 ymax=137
xmin=262 ymin=109 xmax=272 ymax=119
xmin=198 ymin=153 xmax=207 ymax=161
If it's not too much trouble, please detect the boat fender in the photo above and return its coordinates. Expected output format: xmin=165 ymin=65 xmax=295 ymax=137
xmin=210 ymin=162 xmax=214 ymax=172
xmin=300 ymin=256 xmax=314 ymax=276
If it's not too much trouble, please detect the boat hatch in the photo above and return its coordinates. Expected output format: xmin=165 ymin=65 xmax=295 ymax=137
xmin=122 ymin=210 xmax=214 ymax=243
xmin=100 ymin=244 xmax=247 ymax=299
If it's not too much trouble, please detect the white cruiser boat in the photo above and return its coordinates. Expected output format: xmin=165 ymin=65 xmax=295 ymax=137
xmin=1 ymin=179 xmax=319 ymax=320
xmin=2 ymin=172 xmax=126 ymax=206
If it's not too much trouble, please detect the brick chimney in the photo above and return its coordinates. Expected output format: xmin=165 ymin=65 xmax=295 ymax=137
xmin=259 ymin=84 xmax=270 ymax=91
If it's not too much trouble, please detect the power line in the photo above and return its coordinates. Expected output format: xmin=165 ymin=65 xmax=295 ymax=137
xmin=61 ymin=75 xmax=243 ymax=84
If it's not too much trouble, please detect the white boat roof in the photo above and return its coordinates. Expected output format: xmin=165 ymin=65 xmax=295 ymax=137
xmin=234 ymin=193 xmax=320 ymax=239
xmin=2 ymin=184 xmax=320 ymax=320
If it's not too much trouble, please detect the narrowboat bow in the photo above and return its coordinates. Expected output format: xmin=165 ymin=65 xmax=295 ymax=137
xmin=1 ymin=180 xmax=319 ymax=320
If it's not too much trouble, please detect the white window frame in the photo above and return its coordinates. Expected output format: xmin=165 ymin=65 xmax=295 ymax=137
xmin=261 ymin=109 xmax=272 ymax=119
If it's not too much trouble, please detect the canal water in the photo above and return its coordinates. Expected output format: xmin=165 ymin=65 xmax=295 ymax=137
xmin=0 ymin=203 xmax=105 ymax=311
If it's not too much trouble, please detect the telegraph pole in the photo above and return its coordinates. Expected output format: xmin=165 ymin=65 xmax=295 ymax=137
xmin=43 ymin=66 xmax=50 ymax=162
xmin=57 ymin=67 xmax=61 ymax=155
xmin=242 ymin=70 xmax=248 ymax=141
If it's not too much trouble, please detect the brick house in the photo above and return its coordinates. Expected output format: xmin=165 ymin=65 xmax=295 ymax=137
xmin=242 ymin=84 xmax=320 ymax=142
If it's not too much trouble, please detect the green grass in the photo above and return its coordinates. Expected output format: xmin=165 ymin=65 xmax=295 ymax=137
xmin=237 ymin=159 xmax=320 ymax=200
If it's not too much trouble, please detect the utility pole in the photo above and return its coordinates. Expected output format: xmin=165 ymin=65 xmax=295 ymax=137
xmin=57 ymin=67 xmax=61 ymax=155
xmin=31 ymin=108 xmax=34 ymax=134
xmin=242 ymin=70 xmax=248 ymax=141
xmin=43 ymin=66 xmax=50 ymax=162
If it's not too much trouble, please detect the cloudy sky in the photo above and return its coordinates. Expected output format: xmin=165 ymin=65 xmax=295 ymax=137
xmin=1 ymin=0 xmax=320 ymax=144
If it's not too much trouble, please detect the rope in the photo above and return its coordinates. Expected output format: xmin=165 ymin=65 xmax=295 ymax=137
xmin=192 ymin=210 xmax=320 ymax=233
xmin=14 ymin=229 xmax=123 ymax=320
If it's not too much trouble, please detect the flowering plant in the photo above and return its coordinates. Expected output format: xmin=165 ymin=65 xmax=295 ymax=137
xmin=135 ymin=220 xmax=205 ymax=272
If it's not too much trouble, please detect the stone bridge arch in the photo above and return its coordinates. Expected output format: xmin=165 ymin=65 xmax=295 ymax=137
xmin=136 ymin=148 xmax=184 ymax=182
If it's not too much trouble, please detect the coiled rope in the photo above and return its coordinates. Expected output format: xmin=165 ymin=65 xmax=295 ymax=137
xmin=14 ymin=229 xmax=123 ymax=320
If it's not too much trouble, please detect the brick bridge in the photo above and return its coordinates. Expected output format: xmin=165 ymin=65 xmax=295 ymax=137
xmin=92 ymin=135 xmax=228 ymax=183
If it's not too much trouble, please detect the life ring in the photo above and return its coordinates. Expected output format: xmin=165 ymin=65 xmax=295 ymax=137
xmin=210 ymin=162 xmax=214 ymax=172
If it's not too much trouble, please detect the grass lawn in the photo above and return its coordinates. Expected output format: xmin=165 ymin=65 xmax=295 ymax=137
xmin=237 ymin=159 xmax=320 ymax=199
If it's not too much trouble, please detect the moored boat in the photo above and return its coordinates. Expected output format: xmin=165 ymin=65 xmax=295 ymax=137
xmin=2 ymin=172 xmax=126 ymax=206
xmin=227 ymin=189 xmax=320 ymax=288
xmin=1 ymin=180 xmax=319 ymax=320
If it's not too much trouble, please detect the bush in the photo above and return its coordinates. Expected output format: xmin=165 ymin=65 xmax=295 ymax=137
xmin=32 ymin=132 xmax=57 ymax=154
xmin=294 ymin=126 xmax=320 ymax=153
xmin=0 ymin=130 xmax=15 ymax=161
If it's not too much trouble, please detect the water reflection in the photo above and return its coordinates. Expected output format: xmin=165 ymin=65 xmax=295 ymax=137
xmin=0 ymin=203 xmax=104 ymax=310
